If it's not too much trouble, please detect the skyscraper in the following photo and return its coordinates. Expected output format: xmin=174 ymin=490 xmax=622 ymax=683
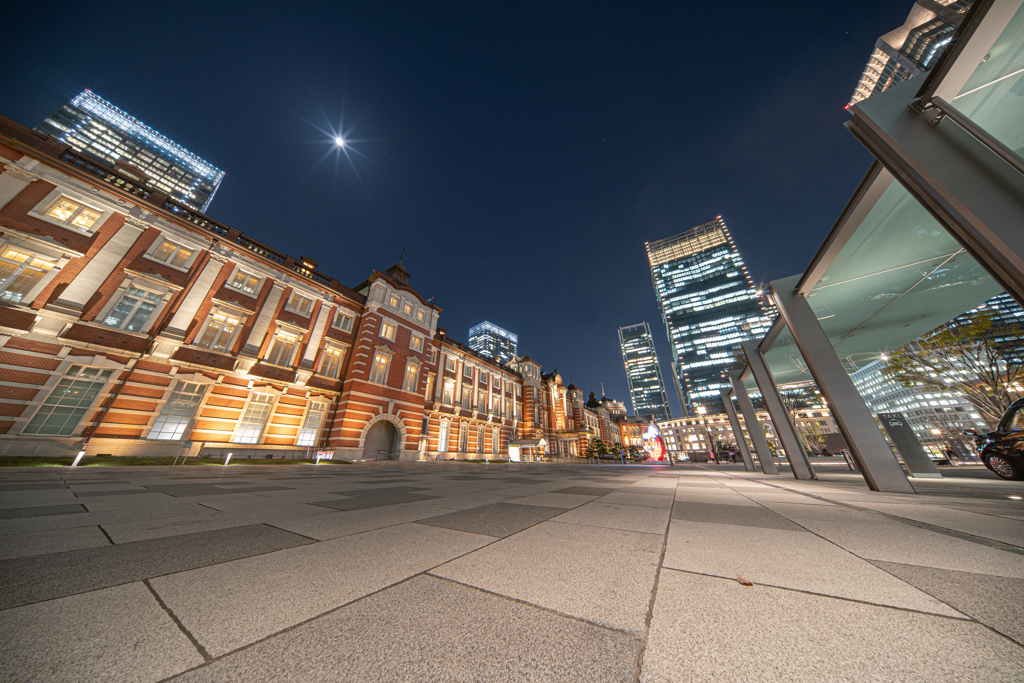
xmin=618 ymin=323 xmax=672 ymax=421
xmin=646 ymin=217 xmax=774 ymax=415
xmin=469 ymin=321 xmax=518 ymax=364
xmin=847 ymin=0 xmax=971 ymax=108
xmin=35 ymin=90 xmax=225 ymax=212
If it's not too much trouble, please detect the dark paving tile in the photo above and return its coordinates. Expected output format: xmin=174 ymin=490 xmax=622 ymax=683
xmin=0 ymin=523 xmax=312 ymax=609
xmin=491 ymin=477 xmax=553 ymax=484
xmin=552 ymin=486 xmax=620 ymax=496
xmin=0 ymin=483 xmax=69 ymax=492
xmin=418 ymin=502 xmax=564 ymax=537
xmin=0 ymin=503 xmax=88 ymax=520
xmin=73 ymin=489 xmax=165 ymax=498
xmin=140 ymin=484 xmax=294 ymax=497
xmin=870 ymin=560 xmax=1024 ymax=642
xmin=327 ymin=486 xmax=431 ymax=497
xmin=671 ymin=501 xmax=804 ymax=531
xmin=168 ymin=575 xmax=638 ymax=683
xmin=311 ymin=492 xmax=438 ymax=510
xmin=361 ymin=477 xmax=416 ymax=483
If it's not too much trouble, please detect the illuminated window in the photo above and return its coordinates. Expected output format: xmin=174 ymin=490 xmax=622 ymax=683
xmin=403 ymin=300 xmax=414 ymax=316
xmin=287 ymin=293 xmax=313 ymax=316
xmin=296 ymin=400 xmax=327 ymax=446
xmin=45 ymin=197 xmax=102 ymax=231
xmin=438 ymin=420 xmax=449 ymax=452
xmin=445 ymin=356 xmax=457 ymax=372
xmin=463 ymin=364 xmax=473 ymax=379
xmin=147 ymin=381 xmax=207 ymax=440
xmin=265 ymin=329 xmax=298 ymax=366
xmin=410 ymin=334 xmax=424 ymax=353
xmin=461 ymin=384 xmax=473 ymax=409
xmin=318 ymin=343 xmax=346 ymax=379
xmin=227 ymin=269 xmax=260 ymax=295
xmin=150 ymin=240 xmax=193 ymax=269
xmin=459 ymin=426 xmax=469 ymax=452
xmin=442 ymin=380 xmax=454 ymax=404
xmin=195 ymin=310 xmax=242 ymax=353
xmin=477 ymin=426 xmax=485 ymax=454
xmin=388 ymin=293 xmax=400 ymax=308
xmin=233 ymin=393 xmax=275 ymax=444
xmin=23 ymin=365 xmax=113 ymax=436
xmin=416 ymin=308 xmax=425 ymax=322
xmin=424 ymin=374 xmax=435 ymax=400
xmin=101 ymin=286 xmax=163 ymax=333
xmin=333 ymin=311 xmax=354 ymax=332
xmin=0 ymin=249 xmax=55 ymax=304
xmin=492 ymin=427 xmax=499 ymax=455
xmin=369 ymin=351 xmax=391 ymax=385
xmin=402 ymin=361 xmax=420 ymax=392
xmin=380 ymin=320 xmax=397 ymax=341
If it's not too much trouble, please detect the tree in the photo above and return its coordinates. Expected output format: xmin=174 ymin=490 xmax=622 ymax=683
xmin=794 ymin=417 xmax=829 ymax=455
xmin=585 ymin=438 xmax=605 ymax=464
xmin=883 ymin=312 xmax=1023 ymax=425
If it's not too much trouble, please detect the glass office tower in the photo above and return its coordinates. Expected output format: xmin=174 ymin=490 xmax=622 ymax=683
xmin=646 ymin=217 xmax=775 ymax=415
xmin=469 ymin=321 xmax=518 ymax=365
xmin=618 ymin=322 xmax=672 ymax=421
xmin=35 ymin=90 xmax=225 ymax=212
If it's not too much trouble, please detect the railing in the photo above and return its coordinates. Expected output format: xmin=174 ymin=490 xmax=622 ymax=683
xmin=162 ymin=198 xmax=230 ymax=237
xmin=59 ymin=152 xmax=151 ymax=200
xmin=919 ymin=96 xmax=1024 ymax=176
xmin=235 ymin=235 xmax=286 ymax=264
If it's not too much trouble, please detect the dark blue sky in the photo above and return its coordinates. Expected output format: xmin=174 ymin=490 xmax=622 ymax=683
xmin=2 ymin=1 xmax=910 ymax=416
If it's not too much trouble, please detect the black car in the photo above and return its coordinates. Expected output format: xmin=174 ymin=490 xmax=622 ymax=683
xmin=965 ymin=398 xmax=1024 ymax=480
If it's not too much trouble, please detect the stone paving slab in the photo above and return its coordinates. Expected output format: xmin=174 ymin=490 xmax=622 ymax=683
xmin=271 ymin=501 xmax=460 ymax=540
xmin=0 ymin=581 xmax=203 ymax=683
xmin=151 ymin=523 xmax=492 ymax=656
xmin=598 ymin=490 xmax=676 ymax=508
xmin=553 ymin=501 xmax=671 ymax=535
xmin=432 ymin=520 xmax=662 ymax=635
xmin=663 ymin=521 xmax=962 ymax=617
xmin=0 ymin=523 xmax=312 ymax=609
xmin=168 ymin=575 xmax=638 ymax=683
xmin=310 ymin=491 xmax=439 ymax=510
xmin=641 ymin=570 xmax=1024 ymax=683
xmin=0 ymin=525 xmax=110 ymax=560
xmin=871 ymin=560 xmax=1024 ymax=643
xmin=671 ymin=501 xmax=805 ymax=531
xmin=854 ymin=501 xmax=1024 ymax=547
xmin=0 ymin=503 xmax=87 ymax=520
xmin=794 ymin=517 xmax=1024 ymax=578
xmin=551 ymin=486 xmax=620 ymax=496
xmin=418 ymin=502 xmax=564 ymax=537
xmin=508 ymin=492 xmax=597 ymax=508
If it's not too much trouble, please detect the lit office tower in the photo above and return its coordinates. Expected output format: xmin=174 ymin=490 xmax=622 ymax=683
xmin=618 ymin=323 xmax=672 ymax=421
xmin=847 ymin=0 xmax=971 ymax=108
xmin=646 ymin=217 xmax=774 ymax=415
xmin=469 ymin=321 xmax=518 ymax=365
xmin=35 ymin=90 xmax=225 ymax=212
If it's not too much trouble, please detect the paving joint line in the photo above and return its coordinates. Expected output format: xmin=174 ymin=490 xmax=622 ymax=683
xmin=143 ymin=578 xmax=211 ymax=662
xmin=632 ymin=509 xmax=671 ymax=683
xmin=659 ymin=567 xmax=976 ymax=622
xmin=97 ymin=525 xmax=114 ymax=545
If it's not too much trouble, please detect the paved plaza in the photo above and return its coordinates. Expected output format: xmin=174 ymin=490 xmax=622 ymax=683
xmin=1 ymin=461 xmax=1023 ymax=682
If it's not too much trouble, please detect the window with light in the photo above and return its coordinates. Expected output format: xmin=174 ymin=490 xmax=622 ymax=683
xmin=196 ymin=310 xmax=242 ymax=353
xmin=296 ymin=400 xmax=327 ymax=446
xmin=147 ymin=381 xmax=207 ymax=440
xmin=102 ymin=286 xmax=162 ymax=333
xmin=318 ymin=343 xmax=346 ymax=379
xmin=233 ymin=393 xmax=275 ymax=444
xmin=23 ymin=365 xmax=113 ymax=436
xmin=0 ymin=249 xmax=55 ymax=304
xmin=45 ymin=197 xmax=102 ymax=231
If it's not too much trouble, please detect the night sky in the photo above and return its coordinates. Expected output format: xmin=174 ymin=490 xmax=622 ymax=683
xmin=2 ymin=1 xmax=912 ymax=416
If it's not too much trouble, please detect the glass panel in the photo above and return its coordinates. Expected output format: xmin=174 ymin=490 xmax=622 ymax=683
xmin=197 ymin=312 xmax=240 ymax=353
xmin=233 ymin=393 xmax=274 ymax=444
xmin=147 ymin=381 xmax=207 ymax=440
xmin=169 ymin=246 xmax=192 ymax=268
xmin=153 ymin=241 xmax=175 ymax=262
xmin=369 ymin=353 xmax=390 ymax=384
xmin=23 ymin=369 xmax=111 ymax=436
xmin=71 ymin=208 xmax=101 ymax=229
xmin=296 ymin=400 xmax=327 ymax=446
xmin=0 ymin=268 xmax=45 ymax=304
xmin=46 ymin=199 xmax=80 ymax=222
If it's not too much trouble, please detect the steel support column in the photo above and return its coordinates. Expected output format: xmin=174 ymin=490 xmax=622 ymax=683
xmin=770 ymin=280 xmax=914 ymax=493
xmin=741 ymin=341 xmax=816 ymax=480
xmin=720 ymin=387 xmax=755 ymax=472
xmin=728 ymin=369 xmax=778 ymax=475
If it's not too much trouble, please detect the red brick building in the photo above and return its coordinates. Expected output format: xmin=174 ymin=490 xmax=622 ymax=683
xmin=0 ymin=115 xmax=443 ymax=460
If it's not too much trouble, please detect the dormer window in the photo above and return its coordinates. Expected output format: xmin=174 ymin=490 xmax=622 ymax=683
xmin=416 ymin=308 xmax=426 ymax=322
xmin=402 ymin=300 xmax=414 ymax=316
xmin=388 ymin=293 xmax=400 ymax=308
xmin=45 ymin=197 xmax=102 ymax=231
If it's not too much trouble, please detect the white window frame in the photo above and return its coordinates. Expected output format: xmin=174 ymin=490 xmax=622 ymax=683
xmin=296 ymin=400 xmax=328 ymax=447
xmin=445 ymin=356 xmax=457 ymax=372
xmin=264 ymin=326 xmax=301 ymax=367
xmin=438 ymin=419 xmax=450 ymax=453
xmin=224 ymin=265 xmax=263 ymax=298
xmin=22 ymin=363 xmax=116 ymax=436
xmin=142 ymin=236 xmax=201 ymax=272
xmin=415 ymin=307 xmax=426 ymax=322
xmin=146 ymin=380 xmax=209 ymax=441
xmin=388 ymin=293 xmax=400 ymax=309
xmin=379 ymin=318 xmax=398 ymax=342
xmin=0 ymin=246 xmax=59 ymax=306
xmin=28 ymin=189 xmax=115 ymax=235
xmin=286 ymin=292 xmax=315 ymax=317
xmin=442 ymin=379 xmax=455 ymax=405
xmin=402 ymin=299 xmax=414 ymax=316
xmin=317 ymin=342 xmax=348 ymax=379
xmin=193 ymin=303 xmax=247 ymax=354
xmin=410 ymin=333 xmax=424 ymax=353
xmin=369 ymin=348 xmax=393 ymax=385
xmin=332 ymin=309 xmax=355 ymax=332
xmin=402 ymin=360 xmax=420 ymax=393
xmin=96 ymin=281 xmax=168 ymax=334
xmin=232 ymin=392 xmax=276 ymax=444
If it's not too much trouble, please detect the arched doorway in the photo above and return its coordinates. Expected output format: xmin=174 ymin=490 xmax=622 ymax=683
xmin=363 ymin=419 xmax=398 ymax=460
